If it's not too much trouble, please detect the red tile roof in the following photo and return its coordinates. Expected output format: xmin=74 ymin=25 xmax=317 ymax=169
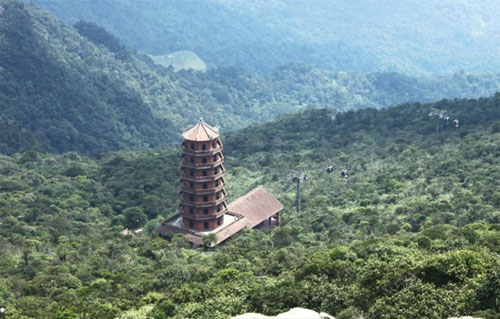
xmin=182 ymin=118 xmax=220 ymax=141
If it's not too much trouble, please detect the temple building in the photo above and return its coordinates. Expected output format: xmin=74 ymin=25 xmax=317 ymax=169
xmin=179 ymin=119 xmax=227 ymax=231
xmin=155 ymin=118 xmax=283 ymax=246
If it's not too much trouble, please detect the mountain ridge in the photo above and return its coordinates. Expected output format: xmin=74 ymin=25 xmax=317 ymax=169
xmin=3 ymin=0 xmax=500 ymax=156
xmin=26 ymin=0 xmax=500 ymax=74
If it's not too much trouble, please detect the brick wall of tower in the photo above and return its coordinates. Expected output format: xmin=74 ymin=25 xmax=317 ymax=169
xmin=179 ymin=138 xmax=227 ymax=231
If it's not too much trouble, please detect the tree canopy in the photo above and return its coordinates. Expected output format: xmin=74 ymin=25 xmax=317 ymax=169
xmin=1 ymin=93 xmax=500 ymax=318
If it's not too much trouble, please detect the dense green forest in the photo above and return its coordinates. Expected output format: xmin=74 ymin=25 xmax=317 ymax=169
xmin=3 ymin=0 xmax=500 ymax=155
xmin=3 ymin=2 xmax=500 ymax=317
xmin=27 ymin=0 xmax=500 ymax=73
xmin=1 ymin=91 xmax=500 ymax=318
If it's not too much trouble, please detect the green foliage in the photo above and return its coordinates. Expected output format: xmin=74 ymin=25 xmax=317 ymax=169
xmin=202 ymin=233 xmax=217 ymax=247
xmin=28 ymin=0 xmax=500 ymax=74
xmin=2 ymin=54 xmax=500 ymax=317
xmin=151 ymin=300 xmax=176 ymax=319
xmin=123 ymin=207 xmax=147 ymax=229
xmin=369 ymin=283 xmax=471 ymax=319
xmin=73 ymin=20 xmax=132 ymax=60
xmin=476 ymin=269 xmax=500 ymax=312
xmin=3 ymin=0 xmax=500 ymax=155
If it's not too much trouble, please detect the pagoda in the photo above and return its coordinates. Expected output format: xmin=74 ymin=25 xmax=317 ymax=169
xmin=179 ymin=118 xmax=227 ymax=231
xmin=155 ymin=119 xmax=283 ymax=246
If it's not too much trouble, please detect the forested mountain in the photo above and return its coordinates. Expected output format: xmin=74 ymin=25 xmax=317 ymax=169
xmin=0 ymin=0 xmax=177 ymax=154
xmin=1 ymin=93 xmax=500 ymax=318
xmin=3 ymin=0 xmax=500 ymax=155
xmin=2 ymin=0 xmax=500 ymax=318
xmin=27 ymin=0 xmax=500 ymax=74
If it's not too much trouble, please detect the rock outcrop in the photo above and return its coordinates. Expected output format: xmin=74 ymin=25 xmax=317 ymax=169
xmin=231 ymin=310 xmax=482 ymax=319
xmin=231 ymin=308 xmax=335 ymax=319
xmin=150 ymin=51 xmax=207 ymax=72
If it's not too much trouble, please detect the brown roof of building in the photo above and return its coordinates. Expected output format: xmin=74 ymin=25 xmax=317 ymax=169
xmin=227 ymin=185 xmax=284 ymax=228
xmin=182 ymin=118 xmax=220 ymax=142
xmin=212 ymin=185 xmax=284 ymax=245
xmin=207 ymin=215 xmax=247 ymax=245
xmin=155 ymin=185 xmax=284 ymax=246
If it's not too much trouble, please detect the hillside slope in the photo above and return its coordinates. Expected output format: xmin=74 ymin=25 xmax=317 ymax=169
xmin=27 ymin=0 xmax=500 ymax=74
xmin=0 ymin=0 xmax=176 ymax=153
xmin=1 ymin=94 xmax=500 ymax=318
xmin=3 ymin=0 xmax=500 ymax=155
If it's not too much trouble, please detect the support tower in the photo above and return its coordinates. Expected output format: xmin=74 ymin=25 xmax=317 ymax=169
xmin=179 ymin=119 xmax=227 ymax=231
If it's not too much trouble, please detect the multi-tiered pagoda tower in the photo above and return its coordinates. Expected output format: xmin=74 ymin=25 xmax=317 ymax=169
xmin=179 ymin=119 xmax=227 ymax=231
xmin=155 ymin=118 xmax=284 ymax=246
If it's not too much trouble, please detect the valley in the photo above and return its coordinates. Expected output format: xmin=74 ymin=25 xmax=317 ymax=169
xmin=1 ymin=0 xmax=500 ymax=318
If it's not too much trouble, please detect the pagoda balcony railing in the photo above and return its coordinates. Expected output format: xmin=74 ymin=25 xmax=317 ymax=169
xmin=181 ymin=159 xmax=224 ymax=169
xmin=181 ymin=145 xmax=223 ymax=156
xmin=180 ymin=184 xmax=227 ymax=195
xmin=180 ymin=210 xmax=227 ymax=221
xmin=181 ymin=198 xmax=227 ymax=208
xmin=181 ymin=171 xmax=225 ymax=182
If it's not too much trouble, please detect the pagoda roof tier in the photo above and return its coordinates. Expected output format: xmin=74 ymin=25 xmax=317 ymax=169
xmin=181 ymin=209 xmax=226 ymax=221
xmin=181 ymin=198 xmax=227 ymax=208
xmin=181 ymin=171 xmax=225 ymax=182
xmin=182 ymin=118 xmax=220 ymax=142
xmin=181 ymin=160 xmax=224 ymax=170
xmin=181 ymin=185 xmax=227 ymax=195
xmin=181 ymin=145 xmax=223 ymax=156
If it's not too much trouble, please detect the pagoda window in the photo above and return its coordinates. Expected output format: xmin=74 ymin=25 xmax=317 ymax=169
xmin=189 ymin=207 xmax=194 ymax=214
xmin=214 ymin=167 xmax=218 ymax=174
xmin=189 ymin=220 xmax=194 ymax=228
xmin=217 ymin=218 xmax=222 ymax=226
xmin=212 ymin=141 xmax=216 ymax=148
xmin=204 ymin=209 xmax=208 ymax=215
xmin=215 ymin=180 xmax=219 ymax=187
xmin=190 ymin=169 xmax=194 ymax=176
xmin=190 ymin=182 xmax=194 ymax=189
xmin=213 ymin=155 xmax=217 ymax=161
xmin=216 ymin=192 xmax=220 ymax=199
xmin=203 ymin=183 xmax=208 ymax=189
xmin=202 ymin=157 xmax=207 ymax=164
xmin=202 ymin=170 xmax=207 ymax=176
xmin=190 ymin=157 xmax=194 ymax=163
xmin=204 ymin=222 xmax=209 ymax=229
xmin=189 ymin=195 xmax=194 ymax=201
xmin=217 ymin=205 xmax=221 ymax=212
xmin=203 ymin=196 xmax=208 ymax=202
xmin=202 ymin=144 xmax=207 ymax=150
xmin=191 ymin=143 xmax=195 ymax=150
